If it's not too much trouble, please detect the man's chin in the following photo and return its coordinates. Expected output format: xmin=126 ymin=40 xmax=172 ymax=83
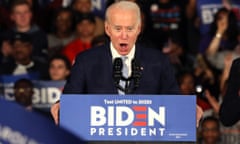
xmin=118 ymin=51 xmax=129 ymax=56
xmin=117 ymin=48 xmax=130 ymax=55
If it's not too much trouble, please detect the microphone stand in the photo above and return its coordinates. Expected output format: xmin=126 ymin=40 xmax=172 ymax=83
xmin=113 ymin=58 xmax=142 ymax=94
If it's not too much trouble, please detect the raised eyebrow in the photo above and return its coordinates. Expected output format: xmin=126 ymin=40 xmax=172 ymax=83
xmin=127 ymin=26 xmax=134 ymax=29
xmin=127 ymin=25 xmax=136 ymax=29
xmin=113 ymin=25 xmax=122 ymax=28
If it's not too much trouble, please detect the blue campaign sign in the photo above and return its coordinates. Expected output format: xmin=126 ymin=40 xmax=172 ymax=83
xmin=92 ymin=0 xmax=106 ymax=18
xmin=0 ymin=98 xmax=86 ymax=144
xmin=0 ymin=74 xmax=66 ymax=109
xmin=0 ymin=73 xmax=40 ymax=83
xmin=60 ymin=94 xmax=196 ymax=142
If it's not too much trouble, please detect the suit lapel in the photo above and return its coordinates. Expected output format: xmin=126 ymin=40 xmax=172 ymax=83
xmin=128 ymin=43 xmax=144 ymax=94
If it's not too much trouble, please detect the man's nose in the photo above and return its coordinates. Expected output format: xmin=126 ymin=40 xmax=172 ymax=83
xmin=120 ymin=30 xmax=128 ymax=39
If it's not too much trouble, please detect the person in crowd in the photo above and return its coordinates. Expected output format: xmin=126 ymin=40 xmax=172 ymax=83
xmin=177 ymin=71 xmax=196 ymax=95
xmin=70 ymin=0 xmax=104 ymax=37
xmin=48 ymin=55 xmax=71 ymax=81
xmin=51 ymin=0 xmax=203 ymax=128
xmin=200 ymin=8 xmax=239 ymax=71
xmin=177 ymin=70 xmax=220 ymax=117
xmin=13 ymin=78 xmax=53 ymax=121
xmin=198 ymin=116 xmax=222 ymax=144
xmin=161 ymin=33 xmax=196 ymax=74
xmin=0 ymin=32 xmax=48 ymax=79
xmin=190 ymin=0 xmax=240 ymax=36
xmin=219 ymin=57 xmax=240 ymax=126
xmin=193 ymin=54 xmax=221 ymax=116
xmin=48 ymin=7 xmax=75 ymax=57
xmin=185 ymin=0 xmax=240 ymax=58
xmin=61 ymin=12 xmax=96 ymax=64
xmin=13 ymin=78 xmax=34 ymax=110
xmin=5 ymin=0 xmax=48 ymax=62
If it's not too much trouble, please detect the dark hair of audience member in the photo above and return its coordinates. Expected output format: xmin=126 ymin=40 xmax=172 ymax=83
xmin=50 ymin=54 xmax=71 ymax=70
xmin=209 ymin=7 xmax=239 ymax=44
xmin=48 ymin=54 xmax=72 ymax=80
xmin=10 ymin=0 xmax=32 ymax=13
xmin=50 ymin=7 xmax=74 ymax=33
xmin=14 ymin=78 xmax=34 ymax=89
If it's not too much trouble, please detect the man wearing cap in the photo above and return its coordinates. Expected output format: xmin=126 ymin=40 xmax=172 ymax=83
xmin=0 ymin=32 xmax=48 ymax=80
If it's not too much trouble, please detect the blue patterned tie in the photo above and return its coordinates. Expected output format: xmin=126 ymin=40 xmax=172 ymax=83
xmin=118 ymin=56 xmax=128 ymax=95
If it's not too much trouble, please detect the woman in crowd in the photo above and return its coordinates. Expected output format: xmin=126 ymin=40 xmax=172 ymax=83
xmin=200 ymin=8 xmax=239 ymax=71
xmin=48 ymin=7 xmax=75 ymax=58
xmin=48 ymin=55 xmax=71 ymax=81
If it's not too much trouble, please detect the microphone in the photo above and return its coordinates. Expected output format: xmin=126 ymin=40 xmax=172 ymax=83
xmin=113 ymin=58 xmax=122 ymax=86
xmin=113 ymin=57 xmax=131 ymax=93
xmin=112 ymin=58 xmax=142 ymax=94
xmin=130 ymin=59 xmax=142 ymax=92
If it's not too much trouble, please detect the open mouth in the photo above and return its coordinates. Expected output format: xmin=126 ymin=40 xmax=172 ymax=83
xmin=120 ymin=43 xmax=128 ymax=49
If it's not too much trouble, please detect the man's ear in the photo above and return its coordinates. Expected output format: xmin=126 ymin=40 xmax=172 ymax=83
xmin=137 ymin=23 xmax=141 ymax=36
xmin=104 ymin=22 xmax=110 ymax=37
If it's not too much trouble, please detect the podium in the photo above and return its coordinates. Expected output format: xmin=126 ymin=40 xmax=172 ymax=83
xmin=60 ymin=94 xmax=196 ymax=143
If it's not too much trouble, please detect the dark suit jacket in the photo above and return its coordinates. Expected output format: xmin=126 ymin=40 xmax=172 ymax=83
xmin=220 ymin=58 xmax=240 ymax=126
xmin=63 ymin=43 xmax=179 ymax=95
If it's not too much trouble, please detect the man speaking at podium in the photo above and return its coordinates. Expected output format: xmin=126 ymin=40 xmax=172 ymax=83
xmin=51 ymin=1 xmax=203 ymax=143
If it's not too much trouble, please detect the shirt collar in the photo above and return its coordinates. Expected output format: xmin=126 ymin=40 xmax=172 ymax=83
xmin=16 ymin=61 xmax=34 ymax=68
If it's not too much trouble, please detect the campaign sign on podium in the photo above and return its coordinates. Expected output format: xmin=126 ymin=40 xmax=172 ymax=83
xmin=60 ymin=94 xmax=196 ymax=142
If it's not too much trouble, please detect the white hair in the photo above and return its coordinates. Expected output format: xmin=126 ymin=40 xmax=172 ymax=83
xmin=105 ymin=1 xmax=141 ymax=24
